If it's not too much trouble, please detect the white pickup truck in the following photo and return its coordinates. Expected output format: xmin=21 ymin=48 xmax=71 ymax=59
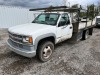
xmin=7 ymin=6 xmax=96 ymax=62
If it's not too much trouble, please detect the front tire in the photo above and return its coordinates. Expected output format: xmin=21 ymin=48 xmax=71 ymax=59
xmin=37 ymin=41 xmax=54 ymax=62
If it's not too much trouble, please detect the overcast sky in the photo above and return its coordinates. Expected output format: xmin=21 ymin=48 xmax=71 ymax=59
xmin=0 ymin=0 xmax=99 ymax=8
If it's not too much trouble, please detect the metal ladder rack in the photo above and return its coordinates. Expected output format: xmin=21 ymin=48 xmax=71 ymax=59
xmin=29 ymin=6 xmax=80 ymax=13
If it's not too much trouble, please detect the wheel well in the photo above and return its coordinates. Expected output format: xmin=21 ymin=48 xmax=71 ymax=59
xmin=38 ymin=36 xmax=55 ymax=46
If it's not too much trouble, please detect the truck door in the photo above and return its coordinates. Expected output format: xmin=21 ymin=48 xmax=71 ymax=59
xmin=57 ymin=13 xmax=73 ymax=41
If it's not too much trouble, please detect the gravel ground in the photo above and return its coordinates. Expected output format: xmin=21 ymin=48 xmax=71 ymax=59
xmin=0 ymin=28 xmax=100 ymax=75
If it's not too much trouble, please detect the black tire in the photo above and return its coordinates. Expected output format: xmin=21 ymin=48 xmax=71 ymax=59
xmin=37 ymin=41 xmax=54 ymax=62
xmin=82 ymin=30 xmax=89 ymax=40
xmin=89 ymin=28 xmax=93 ymax=35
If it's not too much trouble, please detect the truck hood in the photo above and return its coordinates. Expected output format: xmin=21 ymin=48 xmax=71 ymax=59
xmin=8 ymin=23 xmax=55 ymax=35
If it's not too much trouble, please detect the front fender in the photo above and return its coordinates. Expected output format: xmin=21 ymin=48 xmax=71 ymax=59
xmin=33 ymin=33 xmax=56 ymax=51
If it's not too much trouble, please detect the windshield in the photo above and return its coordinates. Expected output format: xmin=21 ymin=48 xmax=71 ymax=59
xmin=32 ymin=13 xmax=60 ymax=26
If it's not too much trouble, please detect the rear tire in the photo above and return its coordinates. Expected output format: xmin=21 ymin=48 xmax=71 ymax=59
xmin=37 ymin=41 xmax=54 ymax=62
xmin=82 ymin=30 xmax=89 ymax=40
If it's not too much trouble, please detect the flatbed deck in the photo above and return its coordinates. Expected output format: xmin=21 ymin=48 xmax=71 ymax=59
xmin=79 ymin=19 xmax=96 ymax=29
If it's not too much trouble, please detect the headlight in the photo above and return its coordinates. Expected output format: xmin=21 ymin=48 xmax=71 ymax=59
xmin=23 ymin=37 xmax=33 ymax=44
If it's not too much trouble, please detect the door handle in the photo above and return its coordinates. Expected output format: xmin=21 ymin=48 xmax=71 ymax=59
xmin=70 ymin=27 xmax=72 ymax=29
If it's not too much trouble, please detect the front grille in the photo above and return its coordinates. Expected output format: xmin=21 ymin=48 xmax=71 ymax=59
xmin=9 ymin=32 xmax=23 ymax=44
xmin=97 ymin=18 xmax=100 ymax=23
xmin=11 ymin=39 xmax=23 ymax=48
xmin=8 ymin=39 xmax=32 ymax=51
xmin=8 ymin=32 xmax=33 ymax=51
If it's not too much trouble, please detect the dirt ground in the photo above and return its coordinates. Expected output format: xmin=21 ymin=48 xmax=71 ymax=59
xmin=0 ymin=28 xmax=100 ymax=75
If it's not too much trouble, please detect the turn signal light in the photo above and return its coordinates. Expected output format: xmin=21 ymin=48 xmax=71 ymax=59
xmin=29 ymin=37 xmax=33 ymax=43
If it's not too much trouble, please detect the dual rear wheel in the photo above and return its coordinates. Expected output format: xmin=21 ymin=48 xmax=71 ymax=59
xmin=82 ymin=29 xmax=90 ymax=40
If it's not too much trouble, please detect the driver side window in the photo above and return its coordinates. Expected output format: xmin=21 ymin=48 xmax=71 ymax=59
xmin=58 ymin=13 xmax=70 ymax=27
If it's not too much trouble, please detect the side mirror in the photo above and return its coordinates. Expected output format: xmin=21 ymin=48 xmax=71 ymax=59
xmin=67 ymin=20 xmax=70 ymax=24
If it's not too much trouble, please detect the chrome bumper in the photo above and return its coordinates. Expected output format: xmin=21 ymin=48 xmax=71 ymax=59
xmin=7 ymin=39 xmax=36 ymax=58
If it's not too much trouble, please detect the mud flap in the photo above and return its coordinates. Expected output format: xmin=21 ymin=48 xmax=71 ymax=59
xmin=68 ymin=30 xmax=83 ymax=43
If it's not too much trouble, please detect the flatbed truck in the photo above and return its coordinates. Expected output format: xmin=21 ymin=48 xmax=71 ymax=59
xmin=7 ymin=6 xmax=96 ymax=62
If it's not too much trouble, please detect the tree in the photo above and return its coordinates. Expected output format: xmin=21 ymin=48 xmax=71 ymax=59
xmin=87 ymin=4 xmax=95 ymax=18
xmin=97 ymin=2 xmax=100 ymax=12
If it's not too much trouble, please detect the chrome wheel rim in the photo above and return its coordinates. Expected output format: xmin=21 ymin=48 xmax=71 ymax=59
xmin=43 ymin=46 xmax=52 ymax=59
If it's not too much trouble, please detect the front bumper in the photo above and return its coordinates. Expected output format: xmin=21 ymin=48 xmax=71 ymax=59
xmin=7 ymin=39 xmax=36 ymax=58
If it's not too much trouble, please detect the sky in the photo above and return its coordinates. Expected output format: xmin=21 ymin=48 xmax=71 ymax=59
xmin=0 ymin=0 xmax=99 ymax=8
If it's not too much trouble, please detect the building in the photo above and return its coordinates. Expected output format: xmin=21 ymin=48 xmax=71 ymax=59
xmin=0 ymin=5 xmax=40 ymax=28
